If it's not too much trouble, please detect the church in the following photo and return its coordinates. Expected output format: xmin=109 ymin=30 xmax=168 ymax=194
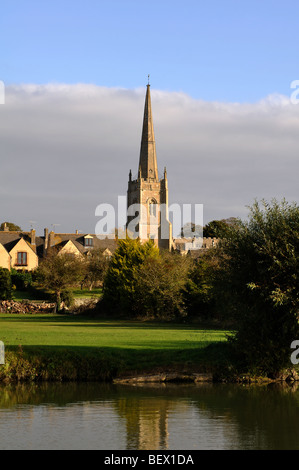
xmin=0 ymin=82 xmax=219 ymax=272
xmin=126 ymin=82 xmax=173 ymax=251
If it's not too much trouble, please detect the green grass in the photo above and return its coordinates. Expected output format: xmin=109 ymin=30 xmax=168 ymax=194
xmin=0 ymin=314 xmax=232 ymax=381
xmin=12 ymin=290 xmax=45 ymax=301
xmin=72 ymin=288 xmax=103 ymax=298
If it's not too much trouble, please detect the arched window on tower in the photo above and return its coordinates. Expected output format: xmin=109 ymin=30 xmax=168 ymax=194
xmin=148 ymin=199 xmax=157 ymax=218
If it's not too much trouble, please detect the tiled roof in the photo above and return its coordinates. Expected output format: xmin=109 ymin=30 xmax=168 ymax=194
xmin=45 ymin=232 xmax=117 ymax=255
xmin=0 ymin=231 xmax=44 ymax=255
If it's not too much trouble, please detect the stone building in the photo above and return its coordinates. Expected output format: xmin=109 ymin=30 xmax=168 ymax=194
xmin=126 ymin=83 xmax=172 ymax=250
xmin=42 ymin=228 xmax=116 ymax=259
xmin=0 ymin=225 xmax=116 ymax=271
xmin=0 ymin=225 xmax=41 ymax=271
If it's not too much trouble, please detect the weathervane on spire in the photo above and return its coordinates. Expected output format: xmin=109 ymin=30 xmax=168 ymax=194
xmin=148 ymin=74 xmax=150 ymax=85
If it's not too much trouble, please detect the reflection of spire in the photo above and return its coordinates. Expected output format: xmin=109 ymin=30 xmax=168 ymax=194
xmin=138 ymin=84 xmax=158 ymax=180
xmin=116 ymin=396 xmax=169 ymax=450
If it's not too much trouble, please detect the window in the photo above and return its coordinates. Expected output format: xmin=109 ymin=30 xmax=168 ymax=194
xmin=17 ymin=252 xmax=27 ymax=266
xmin=84 ymin=237 xmax=93 ymax=247
xmin=148 ymin=199 xmax=157 ymax=217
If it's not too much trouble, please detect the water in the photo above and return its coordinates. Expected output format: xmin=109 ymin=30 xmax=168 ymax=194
xmin=0 ymin=381 xmax=299 ymax=450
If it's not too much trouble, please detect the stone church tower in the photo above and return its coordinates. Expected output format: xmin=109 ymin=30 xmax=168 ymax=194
xmin=127 ymin=83 xmax=172 ymax=250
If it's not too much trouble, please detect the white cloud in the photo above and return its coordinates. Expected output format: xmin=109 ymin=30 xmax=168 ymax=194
xmin=0 ymin=83 xmax=298 ymax=233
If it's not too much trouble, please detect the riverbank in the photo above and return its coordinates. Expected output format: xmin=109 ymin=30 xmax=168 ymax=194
xmin=0 ymin=313 xmax=298 ymax=384
xmin=0 ymin=312 xmax=229 ymax=383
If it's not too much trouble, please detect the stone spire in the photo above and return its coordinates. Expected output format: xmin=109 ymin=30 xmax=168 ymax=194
xmin=138 ymin=84 xmax=158 ymax=180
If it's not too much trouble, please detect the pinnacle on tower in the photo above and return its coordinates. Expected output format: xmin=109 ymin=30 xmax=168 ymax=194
xmin=138 ymin=84 xmax=158 ymax=180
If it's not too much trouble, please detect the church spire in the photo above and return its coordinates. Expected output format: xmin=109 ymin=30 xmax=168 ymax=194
xmin=138 ymin=83 xmax=158 ymax=180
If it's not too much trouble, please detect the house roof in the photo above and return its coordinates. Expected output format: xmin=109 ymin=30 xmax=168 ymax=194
xmin=0 ymin=231 xmax=44 ymax=256
xmin=45 ymin=232 xmax=117 ymax=255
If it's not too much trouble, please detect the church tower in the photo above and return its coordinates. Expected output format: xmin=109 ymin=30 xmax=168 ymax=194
xmin=127 ymin=83 xmax=172 ymax=250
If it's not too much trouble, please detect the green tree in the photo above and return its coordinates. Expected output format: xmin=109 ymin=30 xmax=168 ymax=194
xmin=36 ymin=250 xmax=85 ymax=311
xmin=135 ymin=250 xmax=192 ymax=319
xmin=83 ymin=248 xmax=110 ymax=290
xmin=102 ymin=238 xmax=160 ymax=315
xmin=203 ymin=218 xmax=239 ymax=238
xmin=0 ymin=222 xmax=21 ymax=231
xmin=10 ymin=269 xmax=32 ymax=290
xmin=184 ymin=249 xmax=221 ymax=320
xmin=0 ymin=268 xmax=12 ymax=300
xmin=218 ymin=199 xmax=299 ymax=376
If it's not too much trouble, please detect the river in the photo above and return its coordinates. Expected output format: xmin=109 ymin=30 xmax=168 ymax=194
xmin=0 ymin=381 xmax=298 ymax=450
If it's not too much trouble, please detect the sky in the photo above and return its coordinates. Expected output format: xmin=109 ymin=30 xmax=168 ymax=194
xmin=0 ymin=0 xmax=299 ymax=235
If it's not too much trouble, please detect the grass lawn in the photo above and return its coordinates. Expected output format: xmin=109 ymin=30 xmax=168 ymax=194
xmin=0 ymin=313 xmax=231 ymax=379
xmin=12 ymin=290 xmax=46 ymax=302
xmin=72 ymin=288 xmax=102 ymax=298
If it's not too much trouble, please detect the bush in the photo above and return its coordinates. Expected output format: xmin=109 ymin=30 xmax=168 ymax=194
xmin=134 ymin=250 xmax=192 ymax=319
xmin=0 ymin=268 xmax=12 ymax=300
xmin=10 ymin=269 xmax=33 ymax=290
xmin=184 ymin=249 xmax=221 ymax=320
xmin=218 ymin=199 xmax=299 ymax=376
xmin=102 ymin=238 xmax=160 ymax=316
xmin=103 ymin=238 xmax=193 ymax=320
xmin=60 ymin=289 xmax=75 ymax=309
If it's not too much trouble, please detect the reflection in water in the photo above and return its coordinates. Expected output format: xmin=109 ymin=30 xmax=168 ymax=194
xmin=0 ymin=381 xmax=299 ymax=450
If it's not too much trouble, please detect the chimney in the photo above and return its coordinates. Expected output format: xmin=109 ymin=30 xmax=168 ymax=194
xmin=44 ymin=228 xmax=49 ymax=251
xmin=3 ymin=223 xmax=8 ymax=232
xmin=49 ymin=231 xmax=55 ymax=247
xmin=30 ymin=229 xmax=36 ymax=245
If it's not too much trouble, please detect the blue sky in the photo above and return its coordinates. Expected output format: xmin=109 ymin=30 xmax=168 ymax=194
xmin=1 ymin=1 xmax=299 ymax=233
xmin=2 ymin=0 xmax=299 ymax=102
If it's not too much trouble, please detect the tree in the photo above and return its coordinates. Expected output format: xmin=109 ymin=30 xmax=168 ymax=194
xmin=218 ymin=199 xmax=299 ymax=376
xmin=180 ymin=223 xmax=202 ymax=238
xmin=102 ymin=238 xmax=160 ymax=315
xmin=36 ymin=250 xmax=85 ymax=311
xmin=134 ymin=250 xmax=192 ymax=319
xmin=0 ymin=222 xmax=21 ymax=231
xmin=203 ymin=218 xmax=239 ymax=238
xmin=10 ymin=269 xmax=32 ymax=290
xmin=0 ymin=268 xmax=12 ymax=300
xmin=184 ymin=249 xmax=222 ymax=320
xmin=103 ymin=238 xmax=192 ymax=319
xmin=83 ymin=248 xmax=110 ymax=290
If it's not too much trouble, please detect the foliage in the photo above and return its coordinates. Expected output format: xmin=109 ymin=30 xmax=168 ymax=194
xmin=184 ymin=249 xmax=222 ymax=319
xmin=10 ymin=269 xmax=32 ymax=290
xmin=60 ymin=289 xmax=75 ymax=308
xmin=203 ymin=217 xmax=239 ymax=238
xmin=83 ymin=248 xmax=110 ymax=290
xmin=0 ymin=268 xmax=12 ymax=300
xmin=102 ymin=238 xmax=160 ymax=315
xmin=180 ymin=222 xmax=202 ymax=238
xmin=134 ymin=250 xmax=192 ymax=319
xmin=36 ymin=250 xmax=86 ymax=311
xmin=218 ymin=199 xmax=299 ymax=376
xmin=103 ymin=238 xmax=193 ymax=319
xmin=0 ymin=221 xmax=21 ymax=231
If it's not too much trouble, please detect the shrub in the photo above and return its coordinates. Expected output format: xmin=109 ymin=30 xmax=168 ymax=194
xmin=218 ymin=199 xmax=299 ymax=376
xmin=10 ymin=269 xmax=32 ymax=290
xmin=102 ymin=238 xmax=159 ymax=315
xmin=60 ymin=289 xmax=75 ymax=309
xmin=0 ymin=268 xmax=12 ymax=300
